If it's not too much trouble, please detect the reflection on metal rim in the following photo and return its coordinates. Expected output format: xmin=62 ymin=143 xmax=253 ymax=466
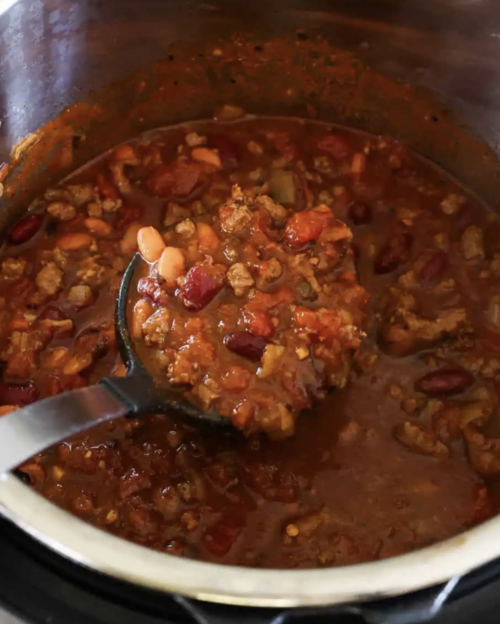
xmin=0 ymin=474 xmax=498 ymax=607
xmin=0 ymin=0 xmax=18 ymax=16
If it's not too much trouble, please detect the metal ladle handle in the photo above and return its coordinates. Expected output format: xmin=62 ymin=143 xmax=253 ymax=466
xmin=0 ymin=384 xmax=130 ymax=475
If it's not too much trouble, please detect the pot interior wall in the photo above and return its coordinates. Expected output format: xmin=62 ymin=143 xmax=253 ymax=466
xmin=1 ymin=0 xmax=500 ymax=232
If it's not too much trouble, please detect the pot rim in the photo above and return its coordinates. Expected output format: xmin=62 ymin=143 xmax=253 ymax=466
xmin=0 ymin=473 xmax=497 ymax=608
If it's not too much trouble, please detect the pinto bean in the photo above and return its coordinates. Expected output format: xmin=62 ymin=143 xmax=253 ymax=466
xmin=132 ymin=299 xmax=154 ymax=338
xmin=120 ymin=222 xmax=142 ymax=255
xmin=57 ymin=232 xmax=93 ymax=251
xmin=84 ymin=217 xmax=113 ymax=236
xmin=137 ymin=226 xmax=165 ymax=263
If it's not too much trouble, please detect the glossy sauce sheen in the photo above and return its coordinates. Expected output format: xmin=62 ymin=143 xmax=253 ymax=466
xmin=1 ymin=117 xmax=499 ymax=568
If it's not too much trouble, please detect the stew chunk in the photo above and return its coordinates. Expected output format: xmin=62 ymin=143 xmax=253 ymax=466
xmin=134 ymin=186 xmax=367 ymax=437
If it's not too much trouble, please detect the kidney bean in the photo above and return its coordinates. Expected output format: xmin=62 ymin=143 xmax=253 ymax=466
xmin=348 ymin=202 xmax=372 ymax=225
xmin=317 ymin=133 xmax=351 ymax=159
xmin=456 ymin=206 xmax=474 ymax=232
xmin=0 ymin=381 xmax=39 ymax=406
xmin=415 ymin=368 xmax=474 ymax=397
xmin=224 ymin=331 xmax=267 ymax=361
xmin=393 ymin=167 xmax=416 ymax=180
xmin=202 ymin=516 xmax=242 ymax=557
xmin=97 ymin=173 xmax=119 ymax=200
xmin=116 ymin=206 xmax=144 ymax=231
xmin=207 ymin=135 xmax=239 ymax=170
xmin=38 ymin=305 xmax=69 ymax=321
xmin=180 ymin=265 xmax=225 ymax=311
xmin=9 ymin=215 xmax=44 ymax=245
xmin=419 ymin=251 xmax=447 ymax=283
xmin=145 ymin=163 xmax=201 ymax=198
xmin=374 ymin=225 xmax=412 ymax=274
xmin=137 ymin=277 xmax=169 ymax=306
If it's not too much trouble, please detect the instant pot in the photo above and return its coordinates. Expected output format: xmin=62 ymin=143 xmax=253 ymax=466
xmin=2 ymin=0 xmax=500 ymax=622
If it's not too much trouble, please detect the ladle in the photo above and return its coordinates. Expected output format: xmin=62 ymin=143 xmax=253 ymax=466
xmin=0 ymin=252 xmax=223 ymax=476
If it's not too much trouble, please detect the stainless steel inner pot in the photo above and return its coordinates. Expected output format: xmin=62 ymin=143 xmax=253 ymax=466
xmin=1 ymin=0 xmax=500 ymax=609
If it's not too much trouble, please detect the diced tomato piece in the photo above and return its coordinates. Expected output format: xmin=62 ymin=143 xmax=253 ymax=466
xmin=284 ymin=206 xmax=334 ymax=247
xmin=116 ymin=205 xmax=144 ymax=230
xmin=97 ymin=173 xmax=119 ymax=200
xmin=317 ymin=133 xmax=351 ymax=159
xmin=293 ymin=306 xmax=342 ymax=343
xmin=180 ymin=264 xmax=225 ymax=311
xmin=145 ymin=163 xmax=201 ymax=198
xmin=203 ymin=516 xmax=242 ymax=557
xmin=249 ymin=288 xmax=294 ymax=312
xmin=243 ymin=310 xmax=275 ymax=339
xmin=207 ymin=135 xmax=239 ymax=170
xmin=0 ymin=381 xmax=39 ymax=406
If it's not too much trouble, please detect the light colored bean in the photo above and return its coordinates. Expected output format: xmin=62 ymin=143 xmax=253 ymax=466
xmin=0 ymin=405 xmax=18 ymax=417
xmin=120 ymin=222 xmax=142 ymax=255
xmin=114 ymin=144 xmax=139 ymax=165
xmin=196 ymin=222 xmax=220 ymax=253
xmin=84 ymin=217 xmax=113 ymax=236
xmin=45 ymin=347 xmax=68 ymax=369
xmin=137 ymin=226 xmax=166 ymax=263
xmin=57 ymin=232 xmax=93 ymax=250
xmin=191 ymin=147 xmax=222 ymax=169
xmin=132 ymin=299 xmax=153 ymax=338
xmin=63 ymin=352 xmax=93 ymax=375
xmin=158 ymin=246 xmax=186 ymax=287
xmin=351 ymin=153 xmax=366 ymax=175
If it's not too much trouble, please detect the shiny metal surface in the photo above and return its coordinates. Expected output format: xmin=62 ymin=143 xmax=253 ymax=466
xmin=0 ymin=386 xmax=127 ymax=474
xmin=1 ymin=0 xmax=500 ymax=609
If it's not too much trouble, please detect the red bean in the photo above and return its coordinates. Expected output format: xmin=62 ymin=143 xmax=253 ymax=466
xmin=203 ymin=516 xmax=242 ymax=557
xmin=9 ymin=215 xmax=44 ymax=245
xmin=0 ymin=381 xmax=39 ymax=406
xmin=180 ymin=265 xmax=225 ymax=311
xmin=38 ymin=305 xmax=69 ymax=321
xmin=415 ymin=368 xmax=474 ymax=397
xmin=348 ymin=202 xmax=372 ymax=225
xmin=394 ymin=167 xmax=416 ymax=180
xmin=317 ymin=133 xmax=351 ymax=159
xmin=207 ymin=135 xmax=239 ymax=170
xmin=419 ymin=251 xmax=447 ymax=283
xmin=374 ymin=225 xmax=412 ymax=274
xmin=137 ymin=277 xmax=169 ymax=306
xmin=224 ymin=331 xmax=267 ymax=361
xmin=97 ymin=173 xmax=119 ymax=200
xmin=145 ymin=163 xmax=200 ymax=198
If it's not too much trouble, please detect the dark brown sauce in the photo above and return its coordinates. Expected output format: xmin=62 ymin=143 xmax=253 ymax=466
xmin=1 ymin=116 xmax=498 ymax=568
